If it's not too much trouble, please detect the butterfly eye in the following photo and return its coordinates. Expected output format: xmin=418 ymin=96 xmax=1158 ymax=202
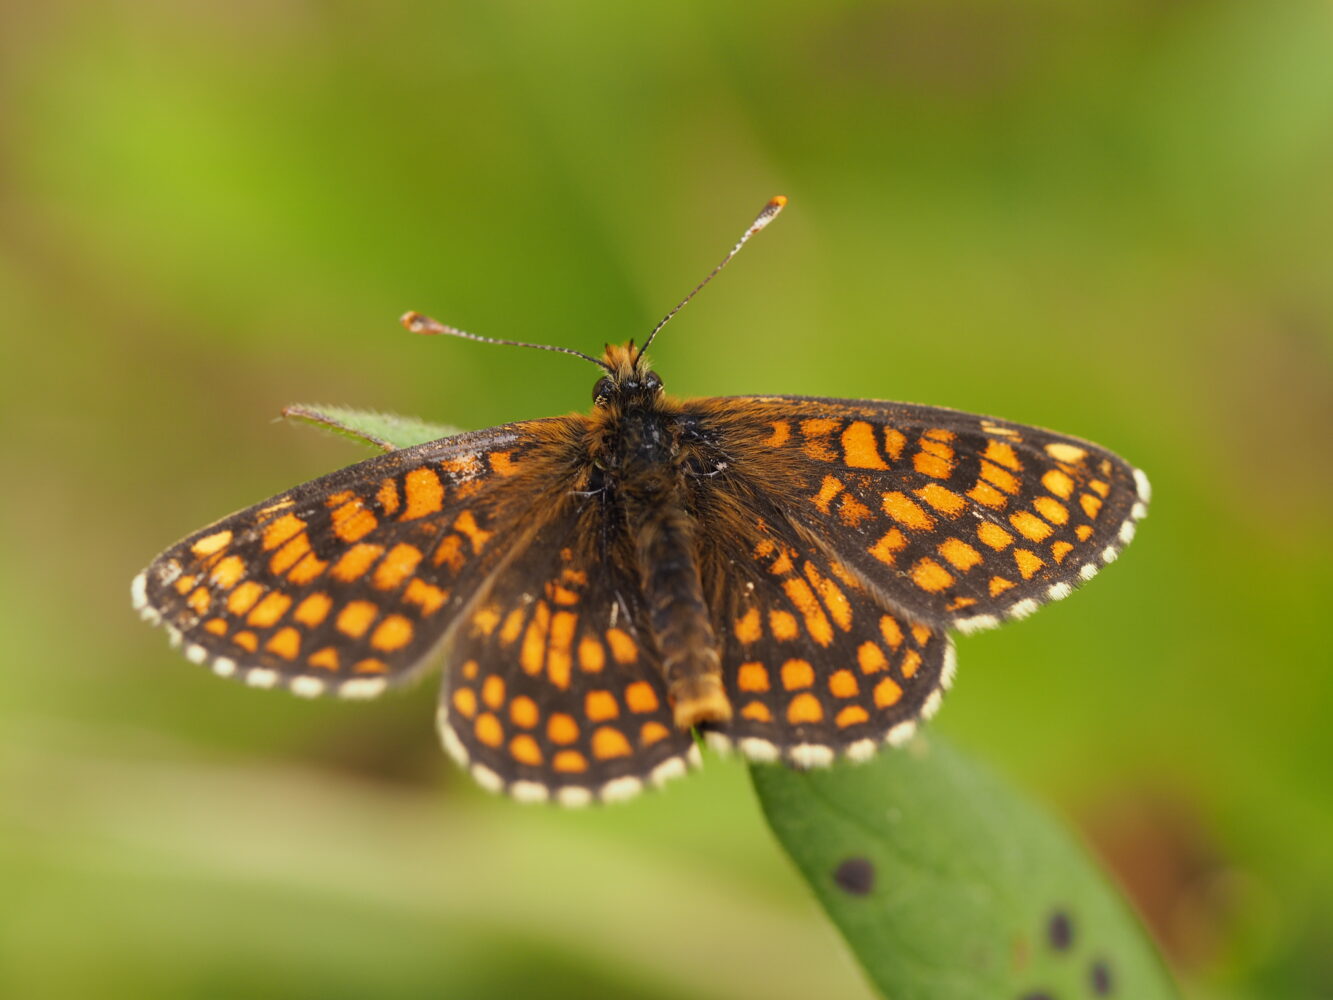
xmin=644 ymin=372 xmax=663 ymax=393
xmin=592 ymin=377 xmax=614 ymax=404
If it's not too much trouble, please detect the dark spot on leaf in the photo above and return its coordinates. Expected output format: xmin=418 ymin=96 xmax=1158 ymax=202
xmin=1090 ymin=959 xmax=1113 ymax=995
xmin=833 ymin=856 xmax=875 ymax=895
xmin=1048 ymin=909 xmax=1073 ymax=951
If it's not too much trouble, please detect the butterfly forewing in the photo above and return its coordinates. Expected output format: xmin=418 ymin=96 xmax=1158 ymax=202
xmin=689 ymin=396 xmax=1149 ymax=634
xmin=134 ymin=418 xmax=583 ymax=697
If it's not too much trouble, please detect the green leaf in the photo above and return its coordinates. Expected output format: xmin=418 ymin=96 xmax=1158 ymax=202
xmin=281 ymin=403 xmax=459 ymax=451
xmin=750 ymin=737 xmax=1180 ymax=1000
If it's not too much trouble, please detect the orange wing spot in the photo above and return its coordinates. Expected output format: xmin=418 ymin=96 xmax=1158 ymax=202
xmin=559 ymin=564 xmax=588 ymax=587
xmin=547 ymin=616 xmax=576 ymax=691
xmin=842 ymin=421 xmax=889 ymax=469
xmin=488 ymin=451 xmax=521 ymax=476
xmin=585 ymin=690 xmax=619 ymax=721
xmin=592 ymin=726 xmax=632 ymax=760
xmin=209 ymin=554 xmax=246 ymax=589
xmin=761 ymin=420 xmax=791 ymax=447
xmin=1010 ymin=511 xmax=1053 ymax=543
xmin=967 ymin=481 xmax=1008 ymax=509
xmin=880 ymin=615 xmax=904 ymax=649
xmin=948 ymin=596 xmax=977 ymax=611
xmin=741 ymin=701 xmax=773 ymax=722
xmin=462 ymin=660 xmax=480 ymax=681
xmin=984 ymin=440 xmax=1021 ymax=470
xmin=901 ymin=649 xmax=922 ymax=678
xmin=767 ymin=545 xmax=794 ymax=576
xmin=519 ymin=601 xmax=552 ymax=676
xmin=498 ymin=607 xmax=525 ymax=645
xmin=1080 ymin=493 xmax=1104 ymax=519
xmin=857 ymin=642 xmax=887 ymax=674
xmin=882 ymin=426 xmax=907 ymax=460
xmin=1042 ymin=469 xmax=1075 ymax=499
xmin=203 ymin=617 xmax=229 ymax=636
xmin=939 ymin=537 xmax=983 ymax=572
xmin=326 ymin=490 xmax=355 ymax=506
xmin=829 ymin=669 xmax=859 ymax=698
xmin=265 ymin=627 xmax=301 ymax=660
xmin=191 ymin=530 xmax=233 ymax=557
xmin=787 ymin=693 xmax=823 ymax=724
xmin=738 ymin=662 xmax=771 ymax=692
xmin=371 ymin=614 xmax=414 ymax=653
xmin=472 ymin=605 xmax=501 ymax=635
xmin=806 ymin=562 xmax=853 ymax=631
xmin=263 ymin=514 xmax=306 ymax=551
xmin=287 ymin=553 xmax=329 ymax=586
xmin=376 ymin=478 xmax=400 ymax=515
xmin=783 ymin=578 xmax=834 ymax=646
xmin=474 ymin=712 xmax=503 ymax=748
xmin=332 ymin=542 xmax=385 ymax=582
xmin=432 ymin=535 xmax=465 ymax=571
xmin=553 ymin=750 xmax=588 ymax=774
xmin=800 ymin=417 xmax=839 ymax=436
xmin=836 ymin=705 xmax=870 ymax=728
xmin=509 ymin=734 xmax=542 ymax=766
xmin=989 ymin=575 xmax=1016 ymax=596
xmin=868 ymin=527 xmax=907 ymax=566
xmin=605 ymin=628 xmax=638 ymax=664
xmin=753 ymin=538 xmax=777 ymax=559
xmin=509 ymin=696 xmax=539 ymax=728
xmin=309 ymin=646 xmax=340 ymax=671
xmin=625 ymin=681 xmax=659 ymax=714
xmin=977 ymin=521 xmax=1014 ymax=550
xmin=1075 ymin=524 xmax=1094 ymax=541
xmin=174 ymin=574 xmax=197 ymax=595
xmin=452 ymin=510 xmax=494 ymax=552
xmin=781 ymin=659 xmax=815 ymax=690
xmin=232 ymin=630 xmax=258 ymax=653
xmin=837 ymin=494 xmax=873 ymax=527
xmin=247 ymin=592 xmax=292 ymax=628
xmin=294 ymin=593 xmax=333 ymax=628
xmin=640 ymin=721 xmax=670 ymax=746
xmin=373 ymin=543 xmax=423 ymax=590
xmin=548 ymin=583 xmax=580 ymax=606
xmin=1090 ymin=479 xmax=1110 ymax=498
xmin=331 ymin=499 xmax=378 ymax=543
xmin=910 ymin=623 xmax=931 ymax=645
xmin=187 ymin=587 xmax=211 ymax=615
xmin=1014 ymin=548 xmax=1045 ymax=580
xmin=336 ymin=600 xmax=378 ymax=639
xmin=578 ymin=637 xmax=605 ymax=673
xmin=923 ymin=428 xmax=955 ymax=442
xmin=874 ymin=676 xmax=903 ymax=708
xmin=1033 ymin=496 xmax=1069 ymax=526
xmin=400 ymin=467 xmax=445 ymax=520
xmin=1051 ymin=540 xmax=1074 ymax=564
xmin=1045 ymin=442 xmax=1087 ymax=463
xmin=440 ymin=455 xmax=482 ymax=478
xmin=769 ymin=610 xmax=799 ymax=640
xmin=913 ymin=450 xmax=953 ymax=479
xmin=882 ymin=491 xmax=935 ymax=531
xmin=404 ymin=578 xmax=447 ymax=615
xmin=911 ymin=558 xmax=954 ymax=593
xmin=811 ymin=475 xmax=845 ymax=514
xmin=269 ymin=533 xmax=311 ymax=575
xmin=980 ymin=460 xmax=1020 ymax=495
xmin=917 ymin=483 xmax=966 ymax=516
xmin=734 ymin=607 xmax=762 ymax=644
xmin=479 ymin=674 xmax=505 ymax=710
xmin=354 ymin=658 xmax=389 ymax=675
xmin=547 ymin=713 xmax=579 ymax=745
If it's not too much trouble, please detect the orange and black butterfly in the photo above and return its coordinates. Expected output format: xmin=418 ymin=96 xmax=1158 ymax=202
xmin=133 ymin=197 xmax=1149 ymax=805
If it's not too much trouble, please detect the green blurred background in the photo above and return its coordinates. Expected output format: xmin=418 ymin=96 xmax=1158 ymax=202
xmin=2 ymin=2 xmax=1330 ymax=997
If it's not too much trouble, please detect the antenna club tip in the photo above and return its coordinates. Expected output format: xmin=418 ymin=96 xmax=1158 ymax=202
xmin=769 ymin=195 xmax=788 ymax=208
xmin=400 ymin=311 xmax=427 ymax=332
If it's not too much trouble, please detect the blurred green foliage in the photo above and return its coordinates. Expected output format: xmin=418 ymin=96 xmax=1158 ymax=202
xmin=1 ymin=2 xmax=1330 ymax=998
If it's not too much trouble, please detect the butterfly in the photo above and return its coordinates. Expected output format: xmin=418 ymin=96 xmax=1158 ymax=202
xmin=133 ymin=197 xmax=1149 ymax=805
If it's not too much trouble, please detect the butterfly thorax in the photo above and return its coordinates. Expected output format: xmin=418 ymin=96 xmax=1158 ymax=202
xmin=586 ymin=344 xmax=732 ymax=730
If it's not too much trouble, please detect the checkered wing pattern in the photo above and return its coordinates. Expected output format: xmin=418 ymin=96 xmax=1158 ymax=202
xmin=439 ymin=518 xmax=696 ymax=805
xmin=698 ymin=517 xmax=954 ymax=767
xmin=132 ymin=419 xmax=582 ymax=699
xmin=689 ymin=396 xmax=1150 ymax=634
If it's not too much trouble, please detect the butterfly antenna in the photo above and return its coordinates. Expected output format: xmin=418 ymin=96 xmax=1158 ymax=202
xmin=401 ymin=312 xmax=612 ymax=372
xmin=639 ymin=195 xmax=787 ymax=357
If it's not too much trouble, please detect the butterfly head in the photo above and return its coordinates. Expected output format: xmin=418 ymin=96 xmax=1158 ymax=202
xmin=593 ymin=342 xmax=663 ymax=410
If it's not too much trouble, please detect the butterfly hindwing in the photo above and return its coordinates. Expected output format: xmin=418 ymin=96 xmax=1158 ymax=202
xmin=133 ymin=418 xmax=585 ymax=697
xmin=686 ymin=396 xmax=1149 ymax=634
